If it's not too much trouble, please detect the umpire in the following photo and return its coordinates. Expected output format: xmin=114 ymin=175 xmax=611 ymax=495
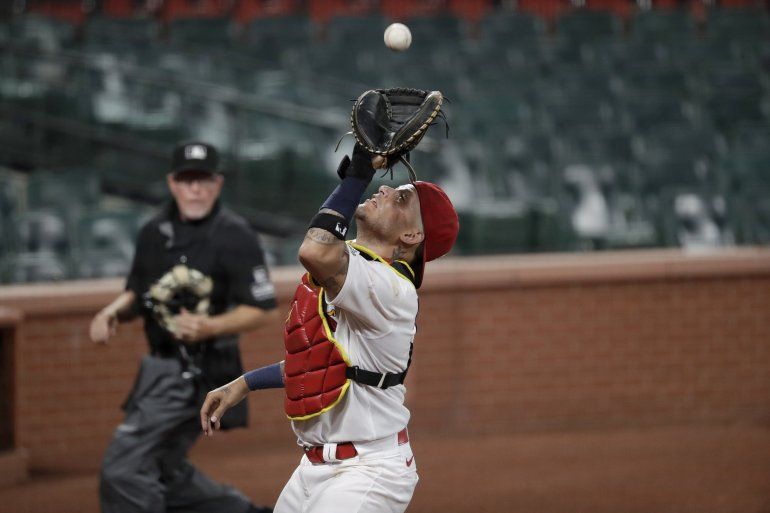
xmin=89 ymin=141 xmax=278 ymax=513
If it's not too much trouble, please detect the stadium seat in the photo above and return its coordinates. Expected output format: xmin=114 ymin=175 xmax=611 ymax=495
xmin=616 ymin=38 xmax=670 ymax=67
xmin=620 ymin=94 xmax=699 ymax=131
xmin=555 ymin=10 xmax=622 ymax=42
xmin=0 ymin=21 xmax=9 ymax=49
xmin=13 ymin=208 xmax=70 ymax=256
xmin=9 ymin=13 xmax=76 ymax=51
xmin=26 ymin=170 xmax=101 ymax=211
xmin=702 ymin=67 xmax=766 ymax=129
xmin=168 ymin=17 xmax=235 ymax=48
xmin=83 ymin=16 xmax=160 ymax=51
xmin=325 ymin=14 xmax=388 ymax=50
xmin=539 ymin=95 xmax=616 ymax=131
xmin=4 ymin=251 xmax=69 ymax=283
xmin=706 ymin=6 xmax=769 ymax=40
xmin=478 ymin=10 xmax=545 ymax=47
xmin=74 ymin=209 xmax=140 ymax=279
xmin=243 ymin=14 xmax=315 ymax=44
xmin=618 ymin=64 xmax=692 ymax=97
xmin=654 ymin=188 xmax=734 ymax=249
xmin=401 ymin=14 xmax=466 ymax=40
xmin=531 ymin=200 xmax=578 ymax=251
xmin=630 ymin=8 xmax=696 ymax=41
xmin=456 ymin=207 xmax=534 ymax=255
xmin=729 ymin=189 xmax=770 ymax=245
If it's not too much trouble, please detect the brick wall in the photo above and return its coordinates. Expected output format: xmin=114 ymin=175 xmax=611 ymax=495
xmin=1 ymin=248 xmax=769 ymax=471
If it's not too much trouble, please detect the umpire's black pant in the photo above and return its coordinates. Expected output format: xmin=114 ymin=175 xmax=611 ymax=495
xmin=100 ymin=355 xmax=253 ymax=513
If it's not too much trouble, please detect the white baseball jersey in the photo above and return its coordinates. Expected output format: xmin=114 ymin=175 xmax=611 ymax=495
xmin=290 ymin=244 xmax=418 ymax=446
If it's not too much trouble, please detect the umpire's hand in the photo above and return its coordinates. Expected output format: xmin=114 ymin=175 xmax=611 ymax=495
xmin=173 ymin=309 xmax=215 ymax=343
xmin=200 ymin=376 xmax=250 ymax=436
xmin=90 ymin=310 xmax=117 ymax=344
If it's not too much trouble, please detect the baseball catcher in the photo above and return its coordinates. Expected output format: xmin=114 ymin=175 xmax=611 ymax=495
xmin=201 ymin=89 xmax=458 ymax=513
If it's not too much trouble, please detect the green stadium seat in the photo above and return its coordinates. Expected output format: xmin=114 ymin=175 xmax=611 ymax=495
xmin=630 ymin=9 xmax=696 ymax=41
xmin=700 ymin=67 xmax=766 ymax=129
xmin=505 ymin=130 xmax=557 ymax=168
xmin=619 ymin=64 xmax=692 ymax=98
xmin=671 ymin=38 xmax=742 ymax=70
xmin=83 ymin=16 xmax=160 ymax=51
xmin=553 ymin=129 xmax=635 ymax=171
xmin=0 ymin=22 xmax=9 ymax=49
xmin=243 ymin=15 xmax=315 ymax=56
xmin=10 ymin=14 xmax=76 ymax=51
xmin=4 ymin=251 xmax=69 ymax=283
xmin=555 ymin=10 xmax=621 ymax=42
xmin=706 ymin=7 xmax=769 ymax=40
xmin=728 ymin=124 xmax=770 ymax=154
xmin=548 ymin=64 xmax=618 ymax=99
xmin=725 ymin=148 xmax=770 ymax=191
xmin=620 ymin=94 xmax=698 ymax=131
xmin=653 ymin=188 xmax=735 ymax=249
xmin=546 ymin=100 xmax=616 ymax=131
xmin=728 ymin=190 xmax=770 ymax=245
xmin=26 ymin=170 xmax=101 ymax=211
xmin=74 ymin=209 xmax=140 ymax=279
xmin=455 ymin=207 xmax=534 ymax=255
xmin=325 ymin=15 xmax=388 ymax=51
xmin=404 ymin=14 xmax=465 ymax=41
xmin=530 ymin=200 xmax=578 ymax=252
xmin=12 ymin=208 xmax=71 ymax=256
xmin=616 ymin=39 xmax=670 ymax=67
xmin=168 ymin=17 xmax=235 ymax=48
xmin=479 ymin=10 xmax=545 ymax=44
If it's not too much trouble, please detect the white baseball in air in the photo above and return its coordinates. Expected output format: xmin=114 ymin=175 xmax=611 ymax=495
xmin=384 ymin=23 xmax=412 ymax=52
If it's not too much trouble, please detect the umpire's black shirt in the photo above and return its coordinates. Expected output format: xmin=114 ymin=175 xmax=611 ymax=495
xmin=126 ymin=200 xmax=277 ymax=357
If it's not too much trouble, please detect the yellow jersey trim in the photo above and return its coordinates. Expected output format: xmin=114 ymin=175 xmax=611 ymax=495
xmin=348 ymin=242 xmax=416 ymax=285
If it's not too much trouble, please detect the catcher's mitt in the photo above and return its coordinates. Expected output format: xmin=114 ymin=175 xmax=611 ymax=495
xmin=350 ymin=88 xmax=445 ymax=181
xmin=147 ymin=264 xmax=213 ymax=336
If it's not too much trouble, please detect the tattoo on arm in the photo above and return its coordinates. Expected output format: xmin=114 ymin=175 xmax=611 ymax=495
xmin=319 ymin=250 xmax=349 ymax=298
xmin=305 ymin=227 xmax=340 ymax=245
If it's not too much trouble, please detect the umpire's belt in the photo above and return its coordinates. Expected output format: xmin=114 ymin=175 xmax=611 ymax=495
xmin=303 ymin=428 xmax=409 ymax=464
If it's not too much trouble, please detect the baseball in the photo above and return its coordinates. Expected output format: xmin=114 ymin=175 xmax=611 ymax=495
xmin=384 ymin=23 xmax=411 ymax=52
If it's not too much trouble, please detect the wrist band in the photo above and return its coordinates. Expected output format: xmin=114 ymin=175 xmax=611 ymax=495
xmin=320 ymin=176 xmax=369 ymax=222
xmin=309 ymin=212 xmax=349 ymax=240
xmin=243 ymin=362 xmax=284 ymax=391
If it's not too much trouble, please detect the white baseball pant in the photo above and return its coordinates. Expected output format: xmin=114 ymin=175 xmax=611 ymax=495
xmin=274 ymin=434 xmax=418 ymax=513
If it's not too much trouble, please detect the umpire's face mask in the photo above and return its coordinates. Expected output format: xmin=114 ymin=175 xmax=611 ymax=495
xmin=167 ymin=171 xmax=224 ymax=221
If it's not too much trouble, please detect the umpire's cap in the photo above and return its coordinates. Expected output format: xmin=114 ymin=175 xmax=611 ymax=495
xmin=413 ymin=181 xmax=459 ymax=288
xmin=171 ymin=141 xmax=220 ymax=174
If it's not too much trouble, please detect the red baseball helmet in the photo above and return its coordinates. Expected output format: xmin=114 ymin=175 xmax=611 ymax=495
xmin=412 ymin=181 xmax=459 ymax=288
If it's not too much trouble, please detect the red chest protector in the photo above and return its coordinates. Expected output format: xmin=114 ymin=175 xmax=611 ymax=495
xmin=283 ymin=244 xmax=417 ymax=421
xmin=283 ymin=273 xmax=350 ymax=420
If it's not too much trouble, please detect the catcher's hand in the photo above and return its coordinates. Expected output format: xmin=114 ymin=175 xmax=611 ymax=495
xmin=336 ymin=144 xmax=389 ymax=181
xmin=200 ymin=376 xmax=250 ymax=436
xmin=351 ymin=87 xmax=444 ymax=181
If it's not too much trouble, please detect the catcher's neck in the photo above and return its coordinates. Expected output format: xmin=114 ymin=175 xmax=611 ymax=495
xmin=353 ymin=236 xmax=414 ymax=264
